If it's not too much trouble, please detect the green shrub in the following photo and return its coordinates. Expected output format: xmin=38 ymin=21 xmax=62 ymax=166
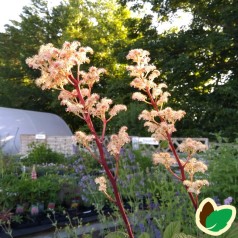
xmin=3 ymin=174 xmax=63 ymax=206
xmin=0 ymin=150 xmax=21 ymax=177
xmin=21 ymin=142 xmax=65 ymax=166
xmin=0 ymin=174 xmax=19 ymax=210
xmin=202 ymin=138 xmax=238 ymax=206
xmin=133 ymin=149 xmax=153 ymax=171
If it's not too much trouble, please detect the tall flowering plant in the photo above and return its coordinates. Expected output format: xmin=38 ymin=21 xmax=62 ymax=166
xmin=26 ymin=42 xmax=209 ymax=237
xmin=26 ymin=41 xmax=134 ymax=237
xmin=126 ymin=49 xmax=209 ymax=210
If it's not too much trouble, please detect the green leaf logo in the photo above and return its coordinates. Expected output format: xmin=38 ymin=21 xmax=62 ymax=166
xmin=195 ymin=198 xmax=236 ymax=236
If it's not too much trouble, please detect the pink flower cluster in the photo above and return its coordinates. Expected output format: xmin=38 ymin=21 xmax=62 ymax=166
xmin=126 ymin=49 xmax=186 ymax=141
xmin=26 ymin=41 xmax=93 ymax=90
xmin=182 ymin=158 xmax=208 ymax=194
xmin=95 ymin=176 xmax=107 ymax=193
xmin=138 ymin=108 xmax=185 ymax=141
xmin=178 ymin=138 xmax=208 ymax=156
xmin=74 ymin=131 xmax=95 ymax=148
xmin=26 ymin=41 xmax=128 ymax=150
xmin=184 ymin=158 xmax=208 ymax=175
xmin=107 ymin=126 xmax=131 ymax=157
xmin=183 ymin=180 xmax=209 ymax=195
xmin=153 ymin=152 xmax=176 ymax=168
xmin=127 ymin=49 xmax=209 ymax=203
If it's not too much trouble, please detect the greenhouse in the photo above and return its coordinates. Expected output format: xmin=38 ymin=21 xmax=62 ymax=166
xmin=0 ymin=107 xmax=73 ymax=155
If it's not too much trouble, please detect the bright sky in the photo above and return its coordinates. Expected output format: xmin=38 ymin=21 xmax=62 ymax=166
xmin=0 ymin=0 xmax=61 ymax=32
xmin=0 ymin=0 xmax=32 ymax=32
xmin=0 ymin=0 xmax=193 ymax=33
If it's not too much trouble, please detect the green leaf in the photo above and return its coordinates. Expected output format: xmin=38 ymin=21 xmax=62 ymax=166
xmin=206 ymin=209 xmax=233 ymax=232
xmin=82 ymin=234 xmax=93 ymax=238
xmin=160 ymin=140 xmax=169 ymax=149
xmin=173 ymin=233 xmax=196 ymax=238
xmin=217 ymin=224 xmax=238 ymax=238
xmin=105 ymin=231 xmax=128 ymax=238
xmin=138 ymin=232 xmax=151 ymax=238
xmin=163 ymin=221 xmax=181 ymax=238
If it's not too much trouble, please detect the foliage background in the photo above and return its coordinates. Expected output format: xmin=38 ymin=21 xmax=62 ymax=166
xmin=0 ymin=0 xmax=237 ymax=141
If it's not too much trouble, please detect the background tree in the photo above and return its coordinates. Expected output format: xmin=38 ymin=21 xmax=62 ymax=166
xmin=0 ymin=0 xmax=66 ymax=111
xmin=0 ymin=0 xmax=142 ymax=133
xmin=119 ymin=0 xmax=238 ymax=141
xmin=1 ymin=0 xmax=237 ymax=140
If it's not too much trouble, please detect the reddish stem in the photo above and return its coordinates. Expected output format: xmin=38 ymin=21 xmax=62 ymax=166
xmin=147 ymin=87 xmax=198 ymax=210
xmin=70 ymin=75 xmax=134 ymax=237
xmin=167 ymin=134 xmax=198 ymax=210
xmin=188 ymin=191 xmax=198 ymax=210
xmin=93 ymin=129 xmax=134 ymax=237
xmin=100 ymin=156 xmax=134 ymax=238
xmin=166 ymin=134 xmax=185 ymax=179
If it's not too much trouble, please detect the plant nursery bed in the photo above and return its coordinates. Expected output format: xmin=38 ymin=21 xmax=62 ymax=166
xmin=0 ymin=206 xmax=101 ymax=238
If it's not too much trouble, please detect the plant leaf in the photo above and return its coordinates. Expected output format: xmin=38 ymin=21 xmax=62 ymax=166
xmin=138 ymin=232 xmax=151 ymax=238
xmin=160 ymin=140 xmax=169 ymax=149
xmin=82 ymin=234 xmax=93 ymax=238
xmin=105 ymin=231 xmax=128 ymax=238
xmin=206 ymin=209 xmax=232 ymax=232
xmin=218 ymin=224 xmax=238 ymax=238
xmin=163 ymin=221 xmax=181 ymax=238
xmin=173 ymin=233 xmax=196 ymax=238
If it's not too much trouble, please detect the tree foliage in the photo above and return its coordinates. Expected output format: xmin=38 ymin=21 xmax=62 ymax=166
xmin=119 ymin=0 xmax=238 ymax=140
xmin=0 ymin=0 xmax=137 ymax=133
xmin=0 ymin=0 xmax=237 ymax=139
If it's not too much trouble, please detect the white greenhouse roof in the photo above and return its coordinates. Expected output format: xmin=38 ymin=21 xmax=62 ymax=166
xmin=0 ymin=107 xmax=73 ymax=155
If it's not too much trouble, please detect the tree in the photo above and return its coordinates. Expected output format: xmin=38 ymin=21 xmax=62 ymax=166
xmin=61 ymin=0 xmax=134 ymax=96
xmin=119 ymin=0 xmax=238 ymax=140
xmin=0 ymin=0 xmax=67 ymax=112
xmin=0 ymin=0 xmax=139 ymax=133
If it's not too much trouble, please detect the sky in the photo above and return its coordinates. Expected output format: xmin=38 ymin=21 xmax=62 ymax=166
xmin=0 ymin=0 xmax=193 ymax=33
xmin=130 ymin=2 xmax=193 ymax=34
xmin=0 ymin=0 xmax=61 ymax=32
xmin=0 ymin=0 xmax=32 ymax=32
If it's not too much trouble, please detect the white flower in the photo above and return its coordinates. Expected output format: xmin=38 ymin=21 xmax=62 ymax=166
xmin=95 ymin=176 xmax=107 ymax=193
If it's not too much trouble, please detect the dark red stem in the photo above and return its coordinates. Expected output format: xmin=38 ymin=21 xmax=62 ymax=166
xmin=147 ymin=87 xmax=198 ymax=210
xmin=167 ymin=133 xmax=198 ymax=210
xmin=70 ymin=75 xmax=134 ymax=237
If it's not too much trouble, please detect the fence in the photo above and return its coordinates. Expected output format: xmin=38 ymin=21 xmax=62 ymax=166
xmin=131 ymin=136 xmax=209 ymax=155
xmin=20 ymin=134 xmax=76 ymax=156
xmin=20 ymin=134 xmax=209 ymax=157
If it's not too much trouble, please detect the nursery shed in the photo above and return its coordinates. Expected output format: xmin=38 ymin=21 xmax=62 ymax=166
xmin=0 ymin=107 xmax=73 ymax=155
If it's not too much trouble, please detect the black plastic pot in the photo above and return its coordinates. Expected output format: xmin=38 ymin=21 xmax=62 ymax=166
xmin=0 ymin=206 xmax=99 ymax=238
